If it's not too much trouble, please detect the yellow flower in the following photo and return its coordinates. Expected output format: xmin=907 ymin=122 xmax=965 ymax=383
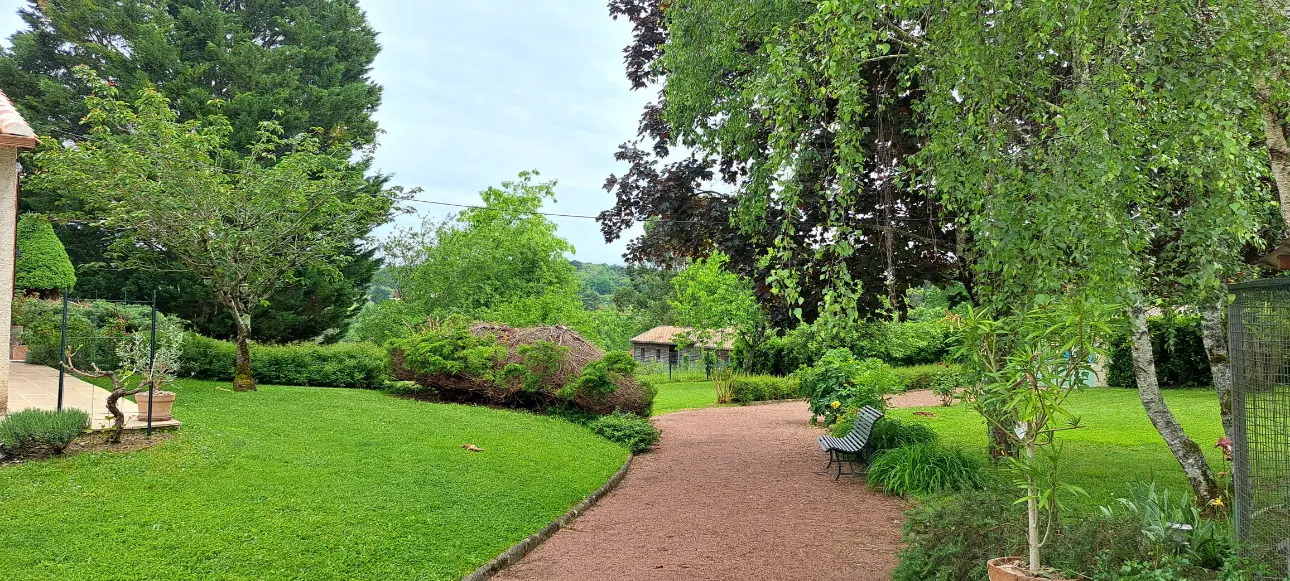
xmin=1209 ymin=497 xmax=1225 ymax=508
xmin=830 ymin=400 xmax=841 ymax=409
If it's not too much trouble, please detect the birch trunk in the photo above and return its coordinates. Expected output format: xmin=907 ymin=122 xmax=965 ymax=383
xmin=1200 ymin=294 xmax=1234 ymax=439
xmin=1129 ymin=302 xmax=1220 ymax=506
xmin=1025 ymin=440 xmax=1041 ymax=574
xmin=1260 ymin=100 xmax=1290 ymax=235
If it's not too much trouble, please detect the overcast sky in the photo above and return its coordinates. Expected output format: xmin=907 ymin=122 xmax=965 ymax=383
xmin=0 ymin=1 xmax=649 ymax=264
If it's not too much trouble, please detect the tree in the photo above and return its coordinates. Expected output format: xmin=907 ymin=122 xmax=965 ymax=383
xmin=601 ymin=1 xmax=962 ymax=329
xmin=31 ymin=70 xmax=398 ymax=391
xmin=1 ymin=0 xmax=385 ymax=340
xmin=392 ymin=171 xmax=585 ymax=326
xmin=15 ymin=213 xmax=74 ymax=296
xmin=669 ymin=253 xmax=763 ymax=367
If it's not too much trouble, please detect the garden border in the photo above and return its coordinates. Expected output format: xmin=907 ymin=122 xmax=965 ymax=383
xmin=460 ymin=453 xmax=635 ymax=581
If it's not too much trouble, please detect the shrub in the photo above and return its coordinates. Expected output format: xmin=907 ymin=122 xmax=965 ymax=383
xmin=729 ymin=375 xmax=800 ymax=404
xmin=1099 ymin=482 xmax=1234 ymax=570
xmin=0 ymin=408 xmax=89 ymax=459
xmin=15 ymin=214 xmax=75 ymax=294
xmin=180 ymin=334 xmax=388 ymax=388
xmin=866 ymin=443 xmax=989 ymax=496
xmin=1108 ymin=315 xmax=1211 ymax=388
xmin=589 ymin=411 xmax=660 ymax=453
xmin=798 ymin=349 xmax=901 ymax=425
xmin=881 ymin=319 xmax=953 ymax=366
xmin=15 ymin=297 xmax=186 ymax=370
xmin=348 ymin=300 xmax=428 ymax=345
xmin=868 ymin=418 xmax=940 ymax=450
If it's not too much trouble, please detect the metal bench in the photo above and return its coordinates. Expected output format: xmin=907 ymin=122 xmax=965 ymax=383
xmin=818 ymin=405 xmax=884 ymax=480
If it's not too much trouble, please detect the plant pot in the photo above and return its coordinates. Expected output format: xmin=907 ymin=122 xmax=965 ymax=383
xmin=10 ymin=344 xmax=27 ymax=362
xmin=987 ymin=557 xmax=1073 ymax=581
xmin=134 ymin=391 xmax=176 ymax=422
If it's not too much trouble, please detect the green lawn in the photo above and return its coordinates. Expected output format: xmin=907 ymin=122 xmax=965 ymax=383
xmin=0 ymin=380 xmax=627 ymax=580
xmin=887 ymin=387 xmax=1228 ymax=510
xmin=651 ymin=380 xmax=718 ymax=415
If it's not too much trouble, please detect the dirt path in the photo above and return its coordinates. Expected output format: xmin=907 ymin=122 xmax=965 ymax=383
xmin=494 ymin=401 xmax=905 ymax=581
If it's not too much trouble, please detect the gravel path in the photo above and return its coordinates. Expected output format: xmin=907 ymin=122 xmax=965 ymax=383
xmin=493 ymin=401 xmax=905 ymax=581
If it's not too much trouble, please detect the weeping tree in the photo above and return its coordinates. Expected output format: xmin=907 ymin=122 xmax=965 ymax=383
xmin=639 ymin=0 xmax=1278 ymax=508
xmin=30 ymin=68 xmax=400 ymax=391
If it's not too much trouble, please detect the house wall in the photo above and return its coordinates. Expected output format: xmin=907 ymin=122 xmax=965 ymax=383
xmin=0 ymin=147 xmax=15 ymax=415
xmin=630 ymin=342 xmax=731 ymax=365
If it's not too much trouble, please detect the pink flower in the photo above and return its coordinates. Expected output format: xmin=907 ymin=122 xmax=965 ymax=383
xmin=1216 ymin=437 xmax=1233 ymax=462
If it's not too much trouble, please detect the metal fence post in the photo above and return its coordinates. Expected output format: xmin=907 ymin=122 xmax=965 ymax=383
xmin=146 ymin=291 xmax=156 ymax=438
xmin=56 ymin=289 xmax=68 ymax=411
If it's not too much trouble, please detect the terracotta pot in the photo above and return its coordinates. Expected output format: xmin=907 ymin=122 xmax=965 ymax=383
xmin=10 ymin=344 xmax=27 ymax=362
xmin=987 ymin=557 xmax=1074 ymax=581
xmin=134 ymin=391 xmax=176 ymax=422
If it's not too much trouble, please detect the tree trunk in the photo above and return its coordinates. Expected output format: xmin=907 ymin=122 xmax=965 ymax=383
xmin=233 ymin=319 xmax=256 ymax=392
xmin=1260 ymin=100 xmax=1290 ymax=235
xmin=1025 ymin=440 xmax=1041 ymax=574
xmin=1129 ymin=302 xmax=1220 ymax=506
xmin=1200 ymin=294 xmax=1234 ymax=439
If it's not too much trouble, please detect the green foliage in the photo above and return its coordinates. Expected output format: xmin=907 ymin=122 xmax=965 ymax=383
xmin=798 ymin=349 xmax=899 ymax=425
xmin=728 ymin=375 xmax=800 ymax=404
xmin=348 ymin=300 xmax=427 ymax=345
xmin=1099 ymin=482 xmax=1233 ymax=570
xmin=867 ymin=444 xmax=989 ymax=496
xmin=390 ymin=327 xmax=504 ymax=380
xmin=179 ymin=334 xmax=388 ymax=388
xmin=15 ymin=214 xmax=75 ymax=293
xmin=0 ymin=408 xmax=88 ymax=459
xmin=508 ymin=341 xmax=569 ymax=393
xmin=588 ymin=411 xmax=661 ymax=454
xmin=1108 ymin=315 xmax=1211 ymax=388
xmin=669 ymin=252 xmax=762 ymax=361
xmin=13 ymin=297 xmax=187 ymax=371
xmin=834 ymin=418 xmax=939 ymax=452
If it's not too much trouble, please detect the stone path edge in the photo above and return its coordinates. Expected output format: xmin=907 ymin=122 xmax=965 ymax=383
xmin=461 ymin=453 xmax=636 ymax=581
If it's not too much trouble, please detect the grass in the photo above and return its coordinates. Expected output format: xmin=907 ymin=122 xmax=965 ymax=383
xmin=886 ymin=386 xmax=1227 ymax=510
xmin=0 ymin=380 xmax=627 ymax=581
xmin=651 ymin=380 xmax=718 ymax=415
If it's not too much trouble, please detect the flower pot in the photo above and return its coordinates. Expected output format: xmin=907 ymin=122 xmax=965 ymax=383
xmin=987 ymin=557 xmax=1073 ymax=581
xmin=10 ymin=344 xmax=27 ymax=362
xmin=134 ymin=391 xmax=176 ymax=422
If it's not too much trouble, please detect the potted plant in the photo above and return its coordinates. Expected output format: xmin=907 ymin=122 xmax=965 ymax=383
xmin=134 ymin=389 xmax=176 ymax=421
xmin=953 ymin=296 xmax=1111 ymax=580
xmin=64 ymin=322 xmax=183 ymax=442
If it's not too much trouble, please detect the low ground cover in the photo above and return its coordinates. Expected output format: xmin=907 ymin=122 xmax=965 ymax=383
xmin=0 ymin=380 xmax=627 ymax=580
xmin=885 ymin=387 xmax=1227 ymax=510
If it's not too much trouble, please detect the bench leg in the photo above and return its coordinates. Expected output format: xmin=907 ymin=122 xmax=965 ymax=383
xmin=825 ymin=449 xmax=836 ymax=471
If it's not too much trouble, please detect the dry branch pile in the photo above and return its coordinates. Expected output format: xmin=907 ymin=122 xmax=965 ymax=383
xmin=390 ymin=323 xmax=652 ymax=415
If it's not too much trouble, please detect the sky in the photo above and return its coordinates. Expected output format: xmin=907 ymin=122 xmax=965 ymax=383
xmin=0 ymin=1 xmax=650 ymax=264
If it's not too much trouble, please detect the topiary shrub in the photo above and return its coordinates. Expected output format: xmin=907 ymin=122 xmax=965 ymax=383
xmin=589 ymin=411 xmax=661 ymax=453
xmin=866 ymin=443 xmax=989 ymax=496
xmin=15 ymin=214 xmax=75 ymax=296
xmin=0 ymin=408 xmax=89 ymax=459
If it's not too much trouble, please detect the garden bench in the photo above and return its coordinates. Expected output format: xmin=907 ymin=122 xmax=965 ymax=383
xmin=818 ymin=405 xmax=884 ymax=480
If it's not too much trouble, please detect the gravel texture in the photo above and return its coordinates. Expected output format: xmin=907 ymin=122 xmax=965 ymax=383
xmin=494 ymin=401 xmax=905 ymax=581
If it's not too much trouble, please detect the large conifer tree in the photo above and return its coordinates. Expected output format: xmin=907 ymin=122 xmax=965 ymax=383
xmin=0 ymin=0 xmax=384 ymax=342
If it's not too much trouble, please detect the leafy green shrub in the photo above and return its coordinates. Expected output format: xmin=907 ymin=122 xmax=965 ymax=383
xmin=383 ymin=380 xmax=432 ymax=396
xmin=1108 ymin=315 xmax=1211 ymax=388
xmin=867 ymin=443 xmax=989 ymax=496
xmin=798 ymin=349 xmax=901 ymax=424
xmin=180 ymin=334 xmax=388 ymax=388
xmin=881 ymin=319 xmax=953 ymax=366
xmin=14 ymin=297 xmax=188 ymax=370
xmin=729 ymin=375 xmax=800 ymax=404
xmin=0 ymin=408 xmax=89 ymax=459
xmin=1099 ymin=482 xmax=1233 ymax=570
xmin=348 ymin=300 xmax=427 ymax=345
xmin=868 ymin=418 xmax=940 ymax=450
xmin=504 ymin=341 xmax=570 ymax=392
xmin=588 ymin=411 xmax=660 ymax=453
xmin=15 ymin=214 xmax=75 ymax=293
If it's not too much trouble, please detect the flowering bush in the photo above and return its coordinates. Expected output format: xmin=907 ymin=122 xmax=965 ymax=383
xmin=798 ymin=349 xmax=900 ymax=425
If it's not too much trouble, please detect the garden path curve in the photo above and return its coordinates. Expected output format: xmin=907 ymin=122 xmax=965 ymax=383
xmin=493 ymin=401 xmax=906 ymax=581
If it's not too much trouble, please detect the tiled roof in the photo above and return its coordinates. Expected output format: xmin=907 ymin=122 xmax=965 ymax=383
xmin=629 ymin=325 xmax=736 ymax=350
xmin=0 ymin=89 xmax=37 ymax=147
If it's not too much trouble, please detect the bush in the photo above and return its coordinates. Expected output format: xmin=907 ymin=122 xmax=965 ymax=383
xmin=348 ymin=300 xmax=427 ymax=345
xmin=1099 ymin=482 xmax=1234 ymax=571
xmin=180 ymin=334 xmax=388 ymax=388
xmin=589 ymin=411 xmax=661 ymax=453
xmin=729 ymin=375 xmax=800 ymax=404
xmin=0 ymin=408 xmax=89 ymax=459
xmin=870 ymin=418 xmax=940 ymax=450
xmin=15 ymin=214 xmax=75 ymax=294
xmin=14 ymin=297 xmax=187 ymax=371
xmin=1108 ymin=315 xmax=1211 ymax=388
xmin=866 ymin=443 xmax=989 ymax=496
xmin=798 ymin=349 xmax=901 ymax=425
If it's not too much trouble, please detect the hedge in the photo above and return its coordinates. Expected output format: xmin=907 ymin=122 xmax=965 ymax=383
xmin=1107 ymin=315 xmax=1211 ymax=388
xmin=15 ymin=214 xmax=75 ymax=293
xmin=180 ymin=334 xmax=388 ymax=388
xmin=729 ymin=374 xmax=801 ymax=404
